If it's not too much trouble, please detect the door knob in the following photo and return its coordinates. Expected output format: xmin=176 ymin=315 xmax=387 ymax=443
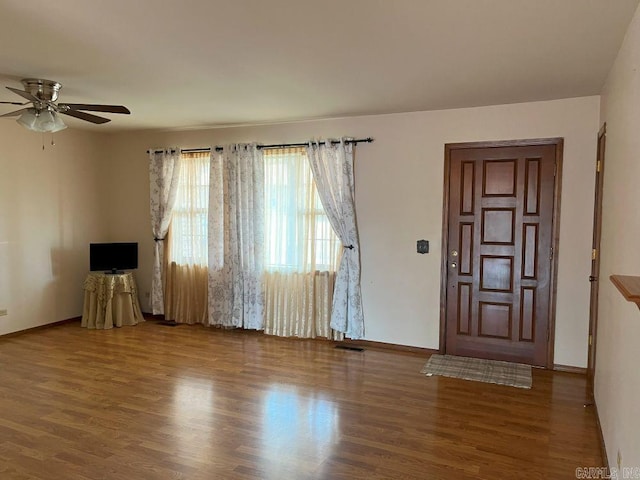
xmin=451 ymin=262 xmax=457 ymax=269
xmin=451 ymin=250 xmax=458 ymax=257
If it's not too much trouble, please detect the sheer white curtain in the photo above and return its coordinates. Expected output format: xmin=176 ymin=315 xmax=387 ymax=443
xmin=208 ymin=144 xmax=265 ymax=329
xmin=169 ymin=152 xmax=209 ymax=266
xmin=307 ymin=139 xmax=364 ymax=339
xmin=165 ymin=151 xmax=210 ymax=324
xmin=149 ymin=148 xmax=181 ymax=315
xmin=263 ymin=147 xmax=343 ymax=340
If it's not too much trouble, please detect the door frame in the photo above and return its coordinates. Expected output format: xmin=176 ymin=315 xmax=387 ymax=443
xmin=587 ymin=123 xmax=606 ymax=394
xmin=438 ymin=137 xmax=564 ymax=369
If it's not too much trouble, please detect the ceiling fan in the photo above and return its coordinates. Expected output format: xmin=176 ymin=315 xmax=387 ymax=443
xmin=0 ymin=78 xmax=130 ymax=132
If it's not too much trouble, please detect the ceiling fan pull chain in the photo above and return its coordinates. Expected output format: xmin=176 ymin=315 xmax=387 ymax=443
xmin=42 ymin=132 xmax=45 ymax=151
xmin=51 ymin=134 xmax=55 ymax=147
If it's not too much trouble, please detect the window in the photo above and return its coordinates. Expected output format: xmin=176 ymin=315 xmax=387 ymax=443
xmin=264 ymin=147 xmax=340 ymax=272
xmin=170 ymin=147 xmax=340 ymax=273
xmin=169 ymin=152 xmax=210 ymax=266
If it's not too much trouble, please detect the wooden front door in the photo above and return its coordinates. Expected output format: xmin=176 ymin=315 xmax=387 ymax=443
xmin=441 ymin=139 xmax=562 ymax=367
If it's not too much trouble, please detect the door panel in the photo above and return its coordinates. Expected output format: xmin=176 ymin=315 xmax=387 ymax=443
xmin=444 ymin=141 xmax=560 ymax=367
xmin=587 ymin=125 xmax=606 ymax=393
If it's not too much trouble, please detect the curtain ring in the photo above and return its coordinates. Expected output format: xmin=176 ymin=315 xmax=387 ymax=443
xmin=154 ymin=237 xmax=164 ymax=242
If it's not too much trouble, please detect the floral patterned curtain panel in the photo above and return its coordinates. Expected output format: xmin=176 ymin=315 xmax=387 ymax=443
xmin=306 ymin=139 xmax=365 ymax=339
xmin=208 ymin=144 xmax=265 ymax=329
xmin=148 ymin=148 xmax=181 ymax=315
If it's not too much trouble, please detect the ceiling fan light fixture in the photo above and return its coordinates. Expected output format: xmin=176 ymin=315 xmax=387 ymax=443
xmin=51 ymin=112 xmax=67 ymax=132
xmin=39 ymin=109 xmax=67 ymax=133
xmin=16 ymin=108 xmax=67 ymax=133
xmin=16 ymin=108 xmax=38 ymax=130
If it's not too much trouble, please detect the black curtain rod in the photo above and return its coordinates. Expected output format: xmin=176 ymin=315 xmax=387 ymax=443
xmin=147 ymin=137 xmax=374 ymax=155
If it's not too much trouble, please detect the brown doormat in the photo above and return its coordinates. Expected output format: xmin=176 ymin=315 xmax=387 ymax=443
xmin=421 ymin=354 xmax=532 ymax=389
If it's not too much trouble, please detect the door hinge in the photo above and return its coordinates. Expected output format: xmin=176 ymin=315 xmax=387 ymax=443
xmin=592 ymin=249 xmax=597 ymax=260
xmin=596 ymin=160 xmax=601 ymax=173
xmin=550 ymin=247 xmax=554 ymax=260
xmin=589 ymin=334 xmax=593 ymax=346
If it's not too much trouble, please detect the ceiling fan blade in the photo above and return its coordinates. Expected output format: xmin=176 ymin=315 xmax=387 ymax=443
xmin=0 ymin=101 xmax=27 ymax=106
xmin=6 ymin=86 xmax=40 ymax=103
xmin=60 ymin=103 xmax=130 ymax=114
xmin=0 ymin=108 xmax=29 ymax=117
xmin=61 ymin=109 xmax=111 ymax=124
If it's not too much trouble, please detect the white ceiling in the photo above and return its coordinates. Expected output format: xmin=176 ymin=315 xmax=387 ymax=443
xmin=0 ymin=0 xmax=637 ymax=131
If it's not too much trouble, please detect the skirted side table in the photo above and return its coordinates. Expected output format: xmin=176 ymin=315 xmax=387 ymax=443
xmin=81 ymin=272 xmax=144 ymax=329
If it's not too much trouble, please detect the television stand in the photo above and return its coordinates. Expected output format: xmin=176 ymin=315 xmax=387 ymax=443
xmin=81 ymin=272 xmax=143 ymax=329
xmin=105 ymin=269 xmax=125 ymax=275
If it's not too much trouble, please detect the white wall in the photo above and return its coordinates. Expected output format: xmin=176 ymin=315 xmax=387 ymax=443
xmin=104 ymin=96 xmax=599 ymax=367
xmin=0 ymin=123 xmax=108 ymax=335
xmin=597 ymin=3 xmax=640 ymax=470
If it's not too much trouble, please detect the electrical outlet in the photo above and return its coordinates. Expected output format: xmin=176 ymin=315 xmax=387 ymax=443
xmin=617 ymin=449 xmax=622 ymax=470
xmin=0 ymin=309 xmax=7 ymax=317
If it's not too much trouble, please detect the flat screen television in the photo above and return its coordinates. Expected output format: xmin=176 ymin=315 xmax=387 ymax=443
xmin=90 ymin=242 xmax=138 ymax=274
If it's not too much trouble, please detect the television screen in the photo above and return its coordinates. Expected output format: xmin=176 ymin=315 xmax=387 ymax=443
xmin=90 ymin=243 xmax=138 ymax=273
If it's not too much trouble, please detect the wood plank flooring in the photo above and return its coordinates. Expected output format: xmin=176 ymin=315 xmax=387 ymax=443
xmin=0 ymin=321 xmax=602 ymax=479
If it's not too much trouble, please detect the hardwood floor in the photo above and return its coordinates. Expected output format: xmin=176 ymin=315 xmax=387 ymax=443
xmin=0 ymin=320 xmax=602 ymax=479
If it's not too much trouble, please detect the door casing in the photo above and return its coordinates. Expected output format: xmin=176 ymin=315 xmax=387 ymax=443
xmin=439 ymin=138 xmax=564 ymax=369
